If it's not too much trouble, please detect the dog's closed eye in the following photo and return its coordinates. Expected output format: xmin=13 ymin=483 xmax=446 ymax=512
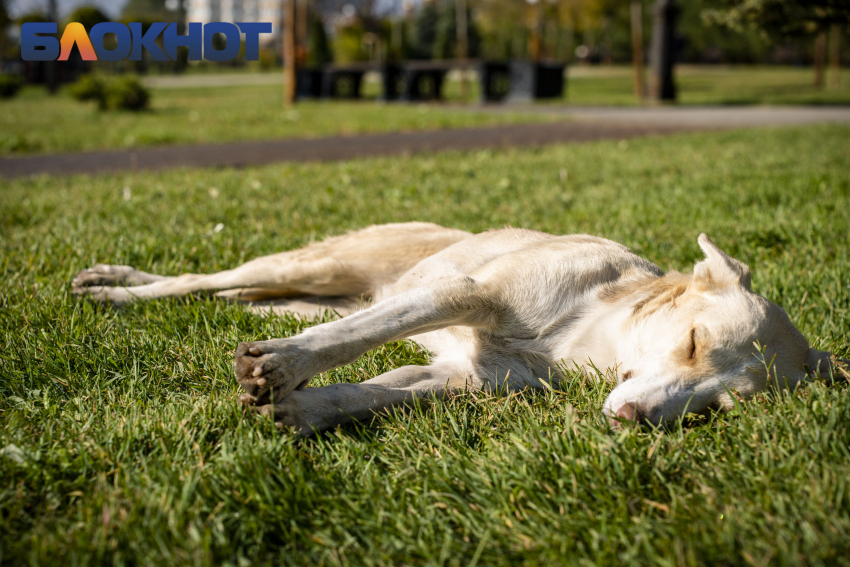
xmin=689 ymin=328 xmax=697 ymax=359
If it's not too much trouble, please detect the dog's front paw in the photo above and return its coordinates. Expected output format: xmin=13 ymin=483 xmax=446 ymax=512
xmin=234 ymin=339 xmax=312 ymax=406
xmin=247 ymin=397 xmax=313 ymax=436
xmin=72 ymin=264 xmax=137 ymax=287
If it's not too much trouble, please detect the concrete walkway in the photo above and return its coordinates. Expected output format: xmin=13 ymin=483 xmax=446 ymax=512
xmin=2 ymin=106 xmax=848 ymax=179
xmin=534 ymin=105 xmax=850 ymax=127
xmin=141 ymin=72 xmax=283 ymax=89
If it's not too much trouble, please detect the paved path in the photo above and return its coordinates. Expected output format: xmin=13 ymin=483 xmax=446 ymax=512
xmin=512 ymin=105 xmax=850 ymax=127
xmin=142 ymin=73 xmax=283 ymax=89
xmin=2 ymin=106 xmax=848 ymax=179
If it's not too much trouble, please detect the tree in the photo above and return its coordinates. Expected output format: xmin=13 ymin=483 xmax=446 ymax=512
xmin=703 ymin=0 xmax=850 ymax=87
xmin=0 ymin=0 xmax=9 ymax=66
xmin=283 ymin=0 xmax=295 ymax=104
xmin=433 ymin=0 xmax=480 ymax=59
xmin=703 ymin=0 xmax=849 ymax=39
xmin=332 ymin=22 xmax=368 ymax=62
xmin=67 ymin=6 xmax=110 ymax=30
xmin=409 ymin=0 xmax=439 ymax=59
xmin=121 ymin=0 xmax=180 ymax=23
xmin=678 ymin=0 xmax=769 ymax=64
xmin=308 ymin=15 xmax=332 ymax=66
xmin=475 ymin=0 xmax=616 ymax=61
xmin=16 ymin=11 xmax=48 ymax=25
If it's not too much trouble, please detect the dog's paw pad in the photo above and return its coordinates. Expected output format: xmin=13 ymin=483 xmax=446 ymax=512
xmin=72 ymin=264 xmax=135 ymax=287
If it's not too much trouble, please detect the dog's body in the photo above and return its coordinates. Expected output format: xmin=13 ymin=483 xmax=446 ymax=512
xmin=73 ymin=222 xmax=839 ymax=434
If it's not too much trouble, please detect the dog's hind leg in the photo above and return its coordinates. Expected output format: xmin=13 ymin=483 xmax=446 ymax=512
xmin=246 ymin=361 xmax=478 ymax=435
xmin=73 ymin=264 xmax=172 ymax=287
xmin=72 ymin=222 xmax=472 ymax=306
xmin=72 ymin=254 xmax=368 ymax=306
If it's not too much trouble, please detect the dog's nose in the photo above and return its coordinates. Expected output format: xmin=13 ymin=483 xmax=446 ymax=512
xmin=610 ymin=402 xmax=641 ymax=428
xmin=617 ymin=402 xmax=639 ymax=421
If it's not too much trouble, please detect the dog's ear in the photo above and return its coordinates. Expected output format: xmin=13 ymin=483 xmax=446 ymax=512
xmin=805 ymin=349 xmax=850 ymax=383
xmin=692 ymin=234 xmax=752 ymax=291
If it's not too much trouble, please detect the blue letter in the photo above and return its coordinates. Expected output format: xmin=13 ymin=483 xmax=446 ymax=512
xmin=237 ymin=22 xmax=271 ymax=61
xmin=21 ymin=22 xmax=60 ymax=61
xmin=163 ymin=22 xmax=202 ymax=61
xmin=204 ymin=22 xmax=241 ymax=62
xmin=129 ymin=22 xmax=169 ymax=61
xmin=90 ymin=22 xmax=131 ymax=62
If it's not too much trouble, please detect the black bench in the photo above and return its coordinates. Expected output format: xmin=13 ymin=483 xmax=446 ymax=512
xmin=296 ymin=63 xmax=371 ymax=100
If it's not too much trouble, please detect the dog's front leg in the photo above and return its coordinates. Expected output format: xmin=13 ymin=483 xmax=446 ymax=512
xmin=235 ymin=276 xmax=497 ymax=405
xmin=246 ymin=362 xmax=476 ymax=435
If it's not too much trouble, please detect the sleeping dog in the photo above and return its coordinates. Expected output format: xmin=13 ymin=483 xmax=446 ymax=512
xmin=73 ymin=223 xmax=845 ymax=433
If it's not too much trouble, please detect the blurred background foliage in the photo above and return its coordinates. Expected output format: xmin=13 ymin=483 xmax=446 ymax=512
xmin=1 ymin=0 xmax=847 ymax=72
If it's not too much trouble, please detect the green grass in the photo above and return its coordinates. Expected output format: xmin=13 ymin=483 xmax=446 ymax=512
xmin=3 ymin=65 xmax=850 ymax=156
xmin=566 ymin=65 xmax=850 ymax=106
xmin=1 ymin=125 xmax=849 ymax=565
xmin=0 ymin=83 xmax=551 ymax=155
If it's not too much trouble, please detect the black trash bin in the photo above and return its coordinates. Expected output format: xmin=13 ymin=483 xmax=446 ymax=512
xmin=506 ymin=61 xmax=566 ymax=102
xmin=400 ymin=62 xmax=447 ymax=102
xmin=295 ymin=68 xmax=324 ymax=99
xmin=479 ymin=61 xmax=511 ymax=102
xmin=381 ymin=64 xmax=405 ymax=101
xmin=322 ymin=65 xmax=367 ymax=99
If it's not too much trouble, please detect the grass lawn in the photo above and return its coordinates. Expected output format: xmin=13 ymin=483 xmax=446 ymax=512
xmin=0 ymin=84 xmax=553 ymax=155
xmin=3 ymin=65 xmax=850 ymax=157
xmin=1 ymin=125 xmax=849 ymax=565
xmin=565 ymin=65 xmax=850 ymax=106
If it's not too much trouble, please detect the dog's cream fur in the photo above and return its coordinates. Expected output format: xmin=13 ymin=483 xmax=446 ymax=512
xmin=73 ymin=222 xmax=843 ymax=433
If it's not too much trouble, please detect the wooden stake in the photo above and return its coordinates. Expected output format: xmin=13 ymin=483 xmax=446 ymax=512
xmin=283 ymin=0 xmax=296 ymax=105
xmin=631 ymin=0 xmax=645 ymax=101
xmin=814 ymin=31 xmax=826 ymax=89
xmin=828 ymin=23 xmax=841 ymax=89
xmin=530 ymin=1 xmax=541 ymax=62
xmin=456 ymin=0 xmax=468 ymax=99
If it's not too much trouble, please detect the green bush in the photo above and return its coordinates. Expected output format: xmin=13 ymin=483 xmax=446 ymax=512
xmin=67 ymin=74 xmax=149 ymax=111
xmin=105 ymin=76 xmax=149 ymax=111
xmin=257 ymin=47 xmax=277 ymax=70
xmin=333 ymin=24 xmax=367 ymax=63
xmin=68 ymin=74 xmax=107 ymax=108
xmin=0 ymin=74 xmax=23 ymax=99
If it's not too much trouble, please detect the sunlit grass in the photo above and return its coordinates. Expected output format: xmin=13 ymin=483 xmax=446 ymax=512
xmin=0 ymin=83 xmax=552 ymax=155
xmin=2 ymin=65 xmax=850 ymax=156
xmin=566 ymin=64 xmax=850 ymax=106
xmin=1 ymin=125 xmax=849 ymax=565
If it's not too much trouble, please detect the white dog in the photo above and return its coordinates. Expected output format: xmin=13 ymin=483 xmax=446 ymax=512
xmin=73 ymin=222 xmax=844 ymax=434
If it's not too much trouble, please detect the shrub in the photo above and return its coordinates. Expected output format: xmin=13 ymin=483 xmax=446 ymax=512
xmin=68 ymin=74 xmax=150 ymax=111
xmin=0 ymin=74 xmax=23 ymax=99
xmin=68 ymin=74 xmax=107 ymax=108
xmin=105 ymin=76 xmax=149 ymax=111
xmin=257 ymin=47 xmax=277 ymax=70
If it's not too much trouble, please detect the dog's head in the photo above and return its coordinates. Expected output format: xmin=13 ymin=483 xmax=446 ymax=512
xmin=603 ymin=234 xmax=843 ymax=428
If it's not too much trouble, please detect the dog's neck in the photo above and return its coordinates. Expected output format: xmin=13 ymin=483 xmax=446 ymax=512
xmin=548 ymin=272 xmax=693 ymax=380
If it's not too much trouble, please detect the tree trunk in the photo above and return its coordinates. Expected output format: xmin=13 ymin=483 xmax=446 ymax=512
xmin=297 ymin=0 xmax=308 ymax=67
xmin=828 ymin=23 xmax=841 ymax=89
xmin=631 ymin=0 xmax=645 ymax=101
xmin=456 ymin=0 xmax=468 ymax=99
xmin=46 ymin=0 xmax=58 ymax=94
xmin=391 ymin=3 xmax=402 ymax=62
xmin=649 ymin=0 xmax=678 ymax=101
xmin=561 ymin=24 xmax=574 ymax=63
xmin=814 ymin=31 xmax=826 ymax=89
xmin=530 ymin=2 xmax=541 ymax=62
xmin=283 ymin=0 xmax=296 ymax=105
